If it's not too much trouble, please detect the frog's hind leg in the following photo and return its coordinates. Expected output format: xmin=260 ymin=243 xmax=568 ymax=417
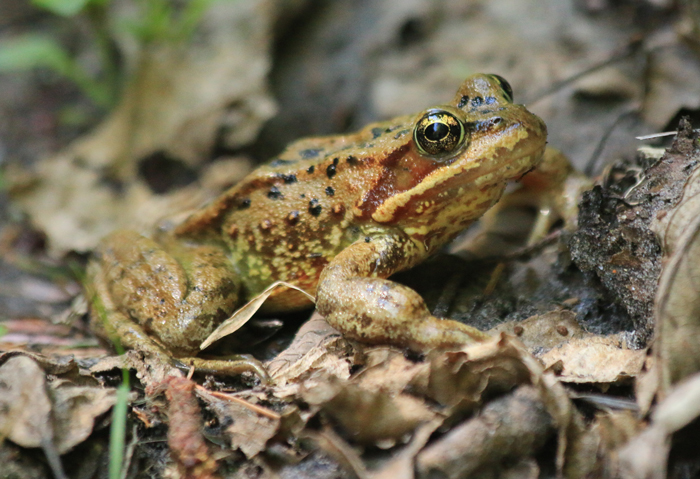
xmin=87 ymin=230 xmax=241 ymax=357
xmin=87 ymin=231 xmax=270 ymax=380
xmin=87 ymin=258 xmax=172 ymax=361
xmin=477 ymin=148 xmax=592 ymax=294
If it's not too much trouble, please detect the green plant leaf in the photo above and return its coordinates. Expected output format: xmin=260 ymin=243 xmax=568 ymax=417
xmin=0 ymin=35 xmax=112 ymax=107
xmin=0 ymin=35 xmax=73 ymax=75
xmin=31 ymin=0 xmax=92 ymax=16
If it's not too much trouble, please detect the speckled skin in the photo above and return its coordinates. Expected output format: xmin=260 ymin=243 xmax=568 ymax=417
xmin=87 ymin=74 xmax=548 ymax=363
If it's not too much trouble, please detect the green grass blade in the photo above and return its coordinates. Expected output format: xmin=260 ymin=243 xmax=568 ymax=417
xmin=109 ymin=380 xmax=130 ymax=479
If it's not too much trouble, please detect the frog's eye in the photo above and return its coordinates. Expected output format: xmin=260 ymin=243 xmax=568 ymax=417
xmin=488 ymin=74 xmax=513 ymax=103
xmin=414 ymin=109 xmax=468 ymax=158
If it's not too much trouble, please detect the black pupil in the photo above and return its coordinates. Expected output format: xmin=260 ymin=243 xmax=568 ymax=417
xmin=425 ymin=122 xmax=449 ymax=141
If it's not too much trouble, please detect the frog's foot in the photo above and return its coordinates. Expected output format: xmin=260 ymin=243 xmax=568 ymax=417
xmin=175 ymin=356 xmax=269 ymax=383
xmin=89 ymin=297 xmax=269 ymax=381
xmin=316 ymin=236 xmax=490 ymax=352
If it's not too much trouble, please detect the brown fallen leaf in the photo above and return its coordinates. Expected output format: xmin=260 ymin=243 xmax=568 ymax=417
xmin=617 ymin=372 xmax=700 ymax=478
xmin=311 ymin=427 xmax=370 ymax=479
xmin=200 ymin=281 xmax=315 ymax=350
xmin=266 ymin=312 xmax=352 ymax=390
xmin=539 ymin=334 xmax=646 ymax=384
xmin=50 ymin=382 xmax=117 ymax=454
xmin=369 ymin=419 xmax=443 ymax=479
xmin=199 ymin=388 xmax=281 ymax=459
xmin=653 ymin=164 xmax=700 ymax=393
xmin=0 ymin=354 xmax=118 ymax=455
xmin=0 ymin=350 xmax=78 ymax=375
xmin=302 ymin=371 xmax=436 ymax=447
xmin=0 ymin=356 xmax=53 ymax=450
xmin=419 ymin=336 xmax=536 ymax=412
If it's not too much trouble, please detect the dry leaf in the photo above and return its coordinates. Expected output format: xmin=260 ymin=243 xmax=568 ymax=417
xmin=617 ymin=372 xmax=700 ymax=478
xmin=539 ymin=335 xmax=646 ymax=384
xmin=649 ymin=125 xmax=700 ymax=393
xmin=0 ymin=356 xmax=53 ymax=450
xmin=420 ymin=336 xmax=536 ymax=411
xmin=302 ymin=372 xmax=436 ymax=447
xmin=0 ymin=354 xmax=118 ymax=455
xmin=200 ymin=281 xmax=315 ymax=350
xmin=369 ymin=419 xmax=442 ymax=479
xmin=50 ymin=383 xmax=117 ymax=454
xmin=0 ymin=350 xmax=77 ymax=375
xmin=199 ymin=389 xmax=281 ymax=459
xmin=267 ymin=313 xmax=351 ymax=389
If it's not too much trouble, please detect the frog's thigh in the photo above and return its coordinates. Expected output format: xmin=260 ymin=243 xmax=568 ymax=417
xmin=90 ymin=230 xmax=240 ymax=355
xmin=316 ymin=237 xmax=488 ymax=352
xmin=86 ymin=250 xmax=173 ymax=359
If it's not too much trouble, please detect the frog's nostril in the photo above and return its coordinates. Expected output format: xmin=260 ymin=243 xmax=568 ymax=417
xmin=492 ymin=117 xmax=502 ymax=125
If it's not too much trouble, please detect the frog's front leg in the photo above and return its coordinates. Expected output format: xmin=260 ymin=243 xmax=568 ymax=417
xmin=316 ymin=235 xmax=489 ymax=352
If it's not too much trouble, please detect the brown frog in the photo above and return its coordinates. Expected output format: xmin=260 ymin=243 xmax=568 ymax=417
xmin=87 ymin=73 xmax=566 ymax=374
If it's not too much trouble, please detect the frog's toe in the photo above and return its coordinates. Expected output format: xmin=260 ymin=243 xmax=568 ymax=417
xmin=407 ymin=316 xmax=490 ymax=351
xmin=175 ymin=356 xmax=270 ymax=384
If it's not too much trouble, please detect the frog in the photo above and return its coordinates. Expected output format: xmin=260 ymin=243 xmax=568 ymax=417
xmin=86 ymin=73 xmax=565 ymax=376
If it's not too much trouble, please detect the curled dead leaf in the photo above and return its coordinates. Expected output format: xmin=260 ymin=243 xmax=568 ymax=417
xmin=618 ymin=372 xmax=700 ymax=478
xmin=50 ymin=383 xmax=117 ymax=454
xmin=198 ymin=388 xmax=281 ymax=459
xmin=539 ymin=335 xmax=646 ymax=384
xmin=266 ymin=313 xmax=352 ymax=390
xmin=0 ymin=356 xmax=117 ymax=455
xmin=200 ymin=281 xmax=314 ymax=350
xmin=654 ymin=210 xmax=700 ymax=391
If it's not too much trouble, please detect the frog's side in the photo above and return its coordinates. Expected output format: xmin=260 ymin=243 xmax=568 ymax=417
xmin=87 ymin=74 xmax=551 ymax=365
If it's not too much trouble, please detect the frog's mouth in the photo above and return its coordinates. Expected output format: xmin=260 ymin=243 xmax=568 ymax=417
xmin=454 ymin=111 xmax=548 ymax=185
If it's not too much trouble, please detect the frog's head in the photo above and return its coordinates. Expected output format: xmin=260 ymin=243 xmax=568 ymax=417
xmin=368 ymin=73 xmax=547 ymax=249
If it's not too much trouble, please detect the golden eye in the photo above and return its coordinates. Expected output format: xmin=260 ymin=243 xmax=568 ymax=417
xmin=414 ymin=109 xmax=468 ymax=158
xmin=487 ymin=74 xmax=514 ymax=103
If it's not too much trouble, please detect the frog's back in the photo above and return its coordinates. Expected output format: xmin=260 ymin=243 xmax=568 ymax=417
xmin=174 ymin=117 xmax=415 ymax=307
